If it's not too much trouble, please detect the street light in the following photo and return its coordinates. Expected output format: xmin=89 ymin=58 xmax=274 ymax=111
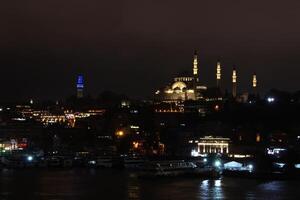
xmin=27 ymin=156 xmax=33 ymax=162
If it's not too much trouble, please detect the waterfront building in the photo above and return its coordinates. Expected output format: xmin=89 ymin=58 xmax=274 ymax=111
xmin=190 ymin=136 xmax=230 ymax=156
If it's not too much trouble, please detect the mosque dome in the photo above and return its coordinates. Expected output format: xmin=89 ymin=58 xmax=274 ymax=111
xmin=172 ymin=81 xmax=187 ymax=90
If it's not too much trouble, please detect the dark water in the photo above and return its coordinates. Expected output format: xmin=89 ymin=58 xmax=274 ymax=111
xmin=1 ymin=169 xmax=299 ymax=200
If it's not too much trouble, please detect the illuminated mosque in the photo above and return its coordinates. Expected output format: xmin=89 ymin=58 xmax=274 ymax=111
xmin=154 ymin=51 xmax=208 ymax=102
xmin=154 ymin=50 xmax=258 ymax=104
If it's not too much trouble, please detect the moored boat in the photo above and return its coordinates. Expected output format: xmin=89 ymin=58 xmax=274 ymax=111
xmin=138 ymin=160 xmax=219 ymax=178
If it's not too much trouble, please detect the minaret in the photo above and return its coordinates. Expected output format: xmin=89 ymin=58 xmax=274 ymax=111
xmin=252 ymin=73 xmax=257 ymax=95
xmin=193 ymin=50 xmax=198 ymax=81
xmin=216 ymin=60 xmax=221 ymax=88
xmin=232 ymin=67 xmax=237 ymax=98
xmin=76 ymin=75 xmax=84 ymax=98
xmin=192 ymin=50 xmax=199 ymax=99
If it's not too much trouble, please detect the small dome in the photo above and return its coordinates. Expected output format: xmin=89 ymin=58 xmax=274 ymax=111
xmin=172 ymin=81 xmax=187 ymax=90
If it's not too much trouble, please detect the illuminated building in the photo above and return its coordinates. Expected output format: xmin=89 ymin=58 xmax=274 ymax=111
xmin=216 ymin=60 xmax=221 ymax=88
xmin=121 ymin=100 xmax=130 ymax=108
xmin=154 ymin=51 xmax=260 ymax=105
xmin=189 ymin=136 xmax=230 ymax=155
xmin=232 ymin=67 xmax=237 ymax=98
xmin=0 ymin=138 xmax=28 ymax=151
xmin=76 ymin=75 xmax=84 ymax=98
xmin=36 ymin=109 xmax=105 ymax=127
xmin=40 ymin=115 xmax=68 ymax=125
xmin=154 ymin=51 xmax=207 ymax=103
xmin=266 ymin=147 xmax=287 ymax=158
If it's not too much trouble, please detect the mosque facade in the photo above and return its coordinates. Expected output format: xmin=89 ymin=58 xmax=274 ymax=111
xmin=154 ymin=51 xmax=207 ymax=102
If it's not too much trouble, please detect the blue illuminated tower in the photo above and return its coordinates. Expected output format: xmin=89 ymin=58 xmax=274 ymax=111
xmin=76 ymin=75 xmax=84 ymax=98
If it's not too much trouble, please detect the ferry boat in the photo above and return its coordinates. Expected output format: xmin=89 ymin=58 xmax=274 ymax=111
xmin=138 ymin=160 xmax=199 ymax=178
xmin=138 ymin=160 xmax=221 ymax=178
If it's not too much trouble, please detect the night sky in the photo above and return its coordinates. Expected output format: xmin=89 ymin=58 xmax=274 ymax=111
xmin=1 ymin=0 xmax=300 ymax=101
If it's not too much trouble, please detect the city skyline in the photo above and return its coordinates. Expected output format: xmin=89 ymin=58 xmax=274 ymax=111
xmin=0 ymin=51 xmax=293 ymax=101
xmin=2 ymin=1 xmax=300 ymax=198
xmin=2 ymin=0 xmax=300 ymax=100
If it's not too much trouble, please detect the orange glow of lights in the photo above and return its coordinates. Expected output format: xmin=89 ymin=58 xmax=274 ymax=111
xmin=133 ymin=141 xmax=139 ymax=149
xmin=116 ymin=130 xmax=124 ymax=137
xmin=256 ymin=133 xmax=261 ymax=142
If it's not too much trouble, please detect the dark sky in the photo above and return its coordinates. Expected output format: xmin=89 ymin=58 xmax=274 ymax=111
xmin=1 ymin=0 xmax=300 ymax=101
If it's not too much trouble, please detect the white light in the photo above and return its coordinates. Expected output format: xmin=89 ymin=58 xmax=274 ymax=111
xmin=214 ymin=160 xmax=221 ymax=168
xmin=267 ymin=148 xmax=286 ymax=155
xmin=274 ymin=162 xmax=285 ymax=168
xmin=89 ymin=160 xmax=96 ymax=165
xmin=191 ymin=149 xmax=199 ymax=157
xmin=12 ymin=118 xmax=26 ymax=121
xmin=214 ymin=180 xmax=221 ymax=187
xmin=27 ymin=156 xmax=33 ymax=162
xmin=267 ymin=97 xmax=275 ymax=103
xmin=203 ymin=158 xmax=207 ymax=162
xmin=248 ymin=164 xmax=253 ymax=171
xmin=295 ymin=164 xmax=300 ymax=169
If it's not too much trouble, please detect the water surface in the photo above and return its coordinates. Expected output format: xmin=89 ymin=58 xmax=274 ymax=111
xmin=1 ymin=169 xmax=299 ymax=200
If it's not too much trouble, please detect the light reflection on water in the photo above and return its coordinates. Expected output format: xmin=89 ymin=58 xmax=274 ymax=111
xmin=199 ymin=179 xmax=224 ymax=199
xmin=127 ymin=174 xmax=141 ymax=200
xmin=1 ymin=169 xmax=300 ymax=200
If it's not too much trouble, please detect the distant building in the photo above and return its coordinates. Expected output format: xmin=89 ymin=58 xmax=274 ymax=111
xmin=154 ymin=51 xmax=259 ymax=107
xmin=154 ymin=51 xmax=207 ymax=103
xmin=76 ymin=75 xmax=84 ymax=98
xmin=189 ymin=136 xmax=230 ymax=156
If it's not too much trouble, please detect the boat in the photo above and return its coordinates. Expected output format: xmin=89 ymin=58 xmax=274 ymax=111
xmin=138 ymin=160 xmax=218 ymax=178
